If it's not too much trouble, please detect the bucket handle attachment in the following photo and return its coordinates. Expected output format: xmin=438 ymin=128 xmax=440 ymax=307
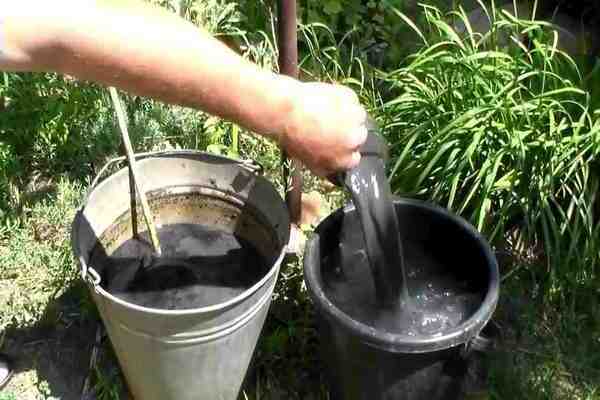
xmin=467 ymin=332 xmax=493 ymax=353
xmin=72 ymin=209 xmax=103 ymax=290
xmin=86 ymin=150 xmax=263 ymax=205
xmin=460 ymin=320 xmax=500 ymax=358
xmin=81 ymin=254 xmax=102 ymax=288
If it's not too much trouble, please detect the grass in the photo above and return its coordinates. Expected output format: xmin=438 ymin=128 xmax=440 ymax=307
xmin=488 ymin=272 xmax=600 ymax=400
xmin=0 ymin=179 xmax=84 ymax=330
xmin=380 ymin=1 xmax=600 ymax=301
xmin=375 ymin=4 xmax=600 ymax=396
xmin=0 ymin=0 xmax=599 ymax=399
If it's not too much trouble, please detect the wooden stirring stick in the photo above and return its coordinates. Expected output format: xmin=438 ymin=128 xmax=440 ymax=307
xmin=109 ymin=87 xmax=162 ymax=256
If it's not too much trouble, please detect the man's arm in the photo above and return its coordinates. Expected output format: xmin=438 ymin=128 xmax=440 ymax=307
xmin=0 ymin=0 xmax=367 ymax=176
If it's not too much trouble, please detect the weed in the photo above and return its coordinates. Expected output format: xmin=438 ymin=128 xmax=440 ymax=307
xmin=0 ymin=178 xmax=83 ymax=329
xmin=92 ymin=365 xmax=124 ymax=400
xmin=380 ymin=1 xmax=600 ymax=299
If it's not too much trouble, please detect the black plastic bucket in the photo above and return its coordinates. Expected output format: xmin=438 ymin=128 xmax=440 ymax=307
xmin=303 ymin=198 xmax=499 ymax=400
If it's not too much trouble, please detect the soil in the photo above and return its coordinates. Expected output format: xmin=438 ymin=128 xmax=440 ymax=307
xmin=2 ymin=284 xmax=97 ymax=400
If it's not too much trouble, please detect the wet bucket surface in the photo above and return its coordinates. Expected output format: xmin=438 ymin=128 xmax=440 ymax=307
xmin=304 ymin=198 xmax=499 ymax=400
xmin=72 ymin=151 xmax=290 ymax=400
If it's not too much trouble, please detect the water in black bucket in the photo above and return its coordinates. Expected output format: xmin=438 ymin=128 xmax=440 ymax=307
xmin=92 ymin=224 xmax=269 ymax=310
xmin=331 ymin=127 xmax=482 ymax=337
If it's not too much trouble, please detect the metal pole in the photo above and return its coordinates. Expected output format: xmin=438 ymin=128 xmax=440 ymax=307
xmin=277 ymin=0 xmax=303 ymax=225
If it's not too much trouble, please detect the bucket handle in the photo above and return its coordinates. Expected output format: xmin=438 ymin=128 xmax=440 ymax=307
xmin=86 ymin=150 xmax=263 ymax=205
xmin=72 ymin=209 xmax=103 ymax=289
xmin=467 ymin=332 xmax=493 ymax=353
xmin=80 ymin=254 xmax=102 ymax=288
xmin=461 ymin=320 xmax=500 ymax=357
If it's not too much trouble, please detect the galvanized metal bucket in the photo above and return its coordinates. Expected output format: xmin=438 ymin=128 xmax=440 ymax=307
xmin=71 ymin=151 xmax=290 ymax=400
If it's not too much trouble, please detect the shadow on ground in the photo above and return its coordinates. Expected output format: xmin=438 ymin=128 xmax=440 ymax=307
xmin=2 ymin=282 xmax=98 ymax=400
xmin=2 ymin=262 xmax=598 ymax=400
xmin=485 ymin=274 xmax=600 ymax=400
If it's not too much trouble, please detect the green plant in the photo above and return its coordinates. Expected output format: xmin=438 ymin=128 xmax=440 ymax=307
xmin=92 ymin=365 xmax=123 ymax=400
xmin=0 ymin=72 xmax=110 ymax=173
xmin=380 ymin=1 xmax=600 ymax=298
xmin=0 ymin=141 xmax=20 ymax=213
xmin=296 ymin=0 xmax=478 ymax=70
xmin=0 ymin=178 xmax=83 ymax=330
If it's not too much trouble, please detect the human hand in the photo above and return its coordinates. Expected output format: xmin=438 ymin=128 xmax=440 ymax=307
xmin=279 ymin=82 xmax=368 ymax=177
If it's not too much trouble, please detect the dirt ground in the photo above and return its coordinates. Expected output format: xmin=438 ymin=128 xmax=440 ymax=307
xmin=2 ymin=285 xmax=98 ymax=400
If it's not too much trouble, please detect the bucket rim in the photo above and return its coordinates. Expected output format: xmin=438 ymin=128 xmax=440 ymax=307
xmin=303 ymin=197 xmax=500 ymax=354
xmin=72 ymin=150 xmax=290 ymax=316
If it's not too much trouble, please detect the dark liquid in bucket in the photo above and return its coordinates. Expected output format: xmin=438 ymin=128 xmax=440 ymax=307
xmin=344 ymin=154 xmax=407 ymax=306
xmin=325 ymin=215 xmax=483 ymax=336
xmin=93 ymin=224 xmax=269 ymax=310
xmin=338 ymin=147 xmax=482 ymax=336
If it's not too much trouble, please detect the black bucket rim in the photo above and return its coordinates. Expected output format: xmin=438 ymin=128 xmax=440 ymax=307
xmin=303 ymin=197 xmax=499 ymax=354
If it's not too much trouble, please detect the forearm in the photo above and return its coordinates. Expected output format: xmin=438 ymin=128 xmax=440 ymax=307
xmin=1 ymin=0 xmax=294 ymax=140
xmin=1 ymin=0 xmax=367 ymax=176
